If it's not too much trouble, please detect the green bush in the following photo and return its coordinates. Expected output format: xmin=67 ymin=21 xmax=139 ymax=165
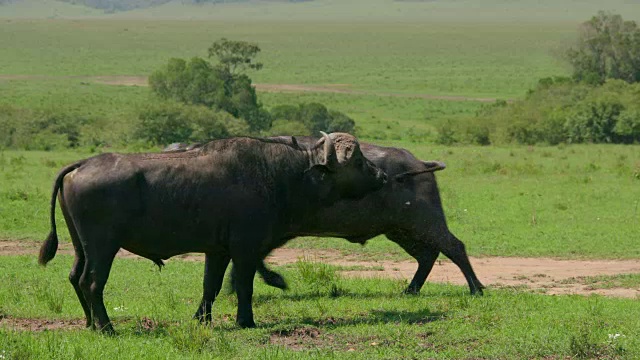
xmin=267 ymin=119 xmax=310 ymax=136
xmin=614 ymin=108 xmax=640 ymax=143
xmin=135 ymin=102 xmax=249 ymax=146
xmin=462 ymin=79 xmax=640 ymax=145
xmin=269 ymin=103 xmax=356 ymax=135
xmin=565 ymin=97 xmax=623 ymax=143
xmin=0 ymin=105 xmax=101 ymax=151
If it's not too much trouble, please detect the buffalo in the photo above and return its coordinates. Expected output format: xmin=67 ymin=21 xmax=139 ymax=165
xmin=38 ymin=132 xmax=387 ymax=333
xmin=185 ymin=137 xmax=484 ymax=298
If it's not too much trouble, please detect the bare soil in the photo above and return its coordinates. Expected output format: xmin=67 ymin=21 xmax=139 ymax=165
xmin=270 ymin=326 xmax=330 ymax=351
xmin=0 ymin=74 xmax=504 ymax=102
xmin=0 ymin=316 xmax=85 ymax=332
xmin=2 ymin=240 xmax=639 ymax=298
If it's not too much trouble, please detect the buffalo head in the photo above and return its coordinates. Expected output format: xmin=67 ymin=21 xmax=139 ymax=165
xmin=305 ymin=132 xmax=386 ymax=205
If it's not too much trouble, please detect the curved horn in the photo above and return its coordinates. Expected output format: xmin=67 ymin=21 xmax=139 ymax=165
xmin=319 ymin=131 xmax=337 ymax=168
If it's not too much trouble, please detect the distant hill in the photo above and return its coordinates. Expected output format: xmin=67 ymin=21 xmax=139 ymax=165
xmin=58 ymin=0 xmax=172 ymax=12
xmin=1 ymin=0 xmax=639 ymax=21
xmin=55 ymin=0 xmax=311 ymax=12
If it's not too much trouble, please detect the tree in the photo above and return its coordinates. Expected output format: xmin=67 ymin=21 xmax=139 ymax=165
xmin=208 ymin=38 xmax=263 ymax=75
xmin=567 ymin=11 xmax=640 ymax=84
xmin=149 ymin=55 xmax=270 ymax=132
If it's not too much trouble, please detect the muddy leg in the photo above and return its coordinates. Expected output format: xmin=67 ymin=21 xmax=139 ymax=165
xmin=440 ymin=233 xmax=484 ymax=295
xmin=194 ymin=253 xmax=231 ymax=323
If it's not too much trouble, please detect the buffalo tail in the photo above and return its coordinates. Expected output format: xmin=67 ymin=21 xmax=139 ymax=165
xmin=38 ymin=161 xmax=85 ymax=266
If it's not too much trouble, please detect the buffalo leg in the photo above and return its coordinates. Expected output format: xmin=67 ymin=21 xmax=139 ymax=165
xmin=229 ymin=253 xmax=257 ymax=328
xmin=60 ymin=203 xmax=92 ymax=327
xmin=440 ymin=233 xmax=484 ymax=295
xmin=194 ymin=252 xmax=231 ymax=323
xmin=78 ymin=242 xmax=119 ymax=334
xmin=69 ymin=253 xmax=92 ymax=327
xmin=404 ymin=249 xmax=440 ymax=295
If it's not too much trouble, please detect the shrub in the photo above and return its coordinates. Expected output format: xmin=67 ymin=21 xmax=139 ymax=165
xmin=135 ymin=102 xmax=249 ymax=146
xmin=614 ymin=108 xmax=640 ymax=143
xmin=565 ymin=97 xmax=623 ymax=143
xmin=327 ymin=110 xmax=356 ymax=133
xmin=435 ymin=120 xmax=458 ymax=145
xmin=465 ymin=79 xmax=640 ymax=145
xmin=269 ymin=103 xmax=356 ymax=136
xmin=0 ymin=105 xmax=99 ymax=150
xmin=267 ymin=119 xmax=310 ymax=136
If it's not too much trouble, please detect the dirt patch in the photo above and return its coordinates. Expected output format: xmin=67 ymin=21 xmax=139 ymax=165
xmin=91 ymin=75 xmax=148 ymax=86
xmin=2 ymin=240 xmax=638 ymax=298
xmin=0 ymin=74 xmax=505 ymax=102
xmin=0 ymin=316 xmax=85 ymax=332
xmin=264 ymin=249 xmax=640 ymax=298
xmin=270 ymin=326 xmax=329 ymax=350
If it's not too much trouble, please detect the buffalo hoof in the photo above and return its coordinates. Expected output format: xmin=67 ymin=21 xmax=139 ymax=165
xmin=237 ymin=318 xmax=256 ymax=329
xmin=193 ymin=314 xmax=208 ymax=323
xmin=470 ymin=288 xmax=484 ymax=296
xmin=98 ymin=323 xmax=116 ymax=335
xmin=193 ymin=311 xmax=212 ymax=323
xmin=403 ymin=286 xmax=420 ymax=296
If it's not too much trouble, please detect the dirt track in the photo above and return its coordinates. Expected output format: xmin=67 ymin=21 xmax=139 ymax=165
xmin=0 ymin=74 xmax=506 ymax=102
xmin=2 ymin=240 xmax=639 ymax=298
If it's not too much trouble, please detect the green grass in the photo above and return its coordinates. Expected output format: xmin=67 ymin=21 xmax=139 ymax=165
xmin=2 ymin=144 xmax=639 ymax=260
xmin=560 ymin=273 xmax=640 ymax=290
xmin=1 ymin=255 xmax=639 ymax=359
xmin=0 ymin=18 xmax=574 ymax=98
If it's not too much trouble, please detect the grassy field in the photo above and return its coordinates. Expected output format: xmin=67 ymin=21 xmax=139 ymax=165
xmin=1 ymin=255 xmax=639 ymax=359
xmin=0 ymin=19 xmax=573 ymax=98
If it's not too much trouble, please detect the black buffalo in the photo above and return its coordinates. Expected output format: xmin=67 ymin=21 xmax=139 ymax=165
xmin=38 ymin=133 xmax=386 ymax=333
xmin=217 ymin=137 xmax=484 ymax=296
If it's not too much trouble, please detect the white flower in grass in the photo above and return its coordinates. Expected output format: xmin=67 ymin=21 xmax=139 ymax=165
xmin=0 ymin=350 xmax=5 ymax=359
xmin=113 ymin=306 xmax=126 ymax=312
xmin=608 ymin=333 xmax=625 ymax=340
